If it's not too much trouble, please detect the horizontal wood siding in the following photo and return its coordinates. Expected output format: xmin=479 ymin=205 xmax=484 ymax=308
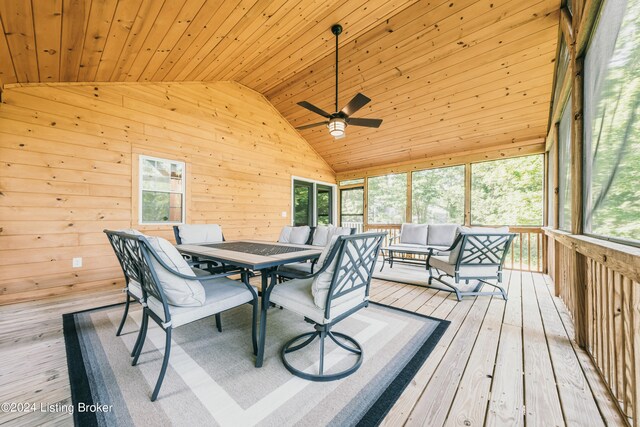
xmin=0 ymin=81 xmax=335 ymax=304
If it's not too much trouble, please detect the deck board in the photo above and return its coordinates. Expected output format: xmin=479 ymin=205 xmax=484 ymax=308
xmin=0 ymin=271 xmax=625 ymax=426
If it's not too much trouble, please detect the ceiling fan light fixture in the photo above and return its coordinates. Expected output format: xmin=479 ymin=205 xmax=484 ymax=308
xmin=328 ymin=117 xmax=346 ymax=138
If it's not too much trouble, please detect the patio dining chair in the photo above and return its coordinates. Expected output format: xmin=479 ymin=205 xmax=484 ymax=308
xmin=173 ymin=224 xmax=229 ymax=272
xmin=104 ymin=230 xmax=258 ymax=401
xmin=265 ymin=232 xmax=385 ymax=381
xmin=426 ymin=227 xmax=515 ymax=301
xmin=277 ymin=226 xmax=356 ymax=280
xmin=105 ymin=229 xmax=213 ymax=356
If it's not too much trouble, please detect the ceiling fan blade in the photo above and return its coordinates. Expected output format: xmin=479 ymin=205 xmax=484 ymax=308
xmin=297 ymin=101 xmax=332 ymax=118
xmin=340 ymin=93 xmax=371 ymax=116
xmin=296 ymin=121 xmax=329 ymax=130
xmin=347 ymin=117 xmax=383 ymax=128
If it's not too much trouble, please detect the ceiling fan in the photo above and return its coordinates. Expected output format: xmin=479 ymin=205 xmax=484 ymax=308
xmin=295 ymin=24 xmax=383 ymax=139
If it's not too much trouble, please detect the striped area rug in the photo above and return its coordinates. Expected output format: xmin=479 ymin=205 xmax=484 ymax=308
xmin=64 ymin=301 xmax=448 ymax=426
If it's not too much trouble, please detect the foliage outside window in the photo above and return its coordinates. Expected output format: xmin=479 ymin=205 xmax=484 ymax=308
xmin=339 ymin=178 xmax=364 ymax=186
xmin=471 ymin=155 xmax=543 ymax=226
xmin=340 ymin=187 xmax=364 ymax=232
xmin=412 ymin=166 xmax=465 ymax=224
xmin=368 ymin=173 xmax=407 ymax=224
xmin=558 ymin=99 xmax=573 ymax=231
xmin=547 ymin=146 xmax=556 ymax=226
xmin=316 ymin=185 xmax=333 ymax=226
xmin=293 ymin=180 xmax=313 ymax=226
xmin=140 ymin=156 xmax=185 ymax=224
xmin=584 ymin=0 xmax=640 ymax=244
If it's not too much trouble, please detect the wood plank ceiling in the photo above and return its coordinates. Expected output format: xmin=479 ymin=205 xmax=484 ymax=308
xmin=0 ymin=0 xmax=560 ymax=172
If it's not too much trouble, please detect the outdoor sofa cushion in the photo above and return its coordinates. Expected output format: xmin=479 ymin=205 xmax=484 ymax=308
xmin=427 ymin=224 xmax=459 ymax=247
xmin=399 ymin=223 xmax=429 ymax=245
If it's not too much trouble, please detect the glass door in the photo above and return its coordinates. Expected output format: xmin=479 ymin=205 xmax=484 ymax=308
xmin=293 ymin=180 xmax=314 ymax=226
xmin=340 ymin=187 xmax=364 ymax=233
xmin=316 ymin=184 xmax=333 ymax=226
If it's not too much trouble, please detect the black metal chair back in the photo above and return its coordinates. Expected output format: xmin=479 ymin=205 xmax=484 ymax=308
xmin=319 ymin=233 xmax=385 ymax=321
xmin=105 ymin=230 xmax=143 ymax=290
xmin=104 ymin=230 xmax=173 ymax=324
xmin=455 ymin=233 xmax=516 ymax=270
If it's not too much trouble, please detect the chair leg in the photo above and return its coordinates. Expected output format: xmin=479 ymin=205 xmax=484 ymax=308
xmin=215 ymin=313 xmax=222 ymax=333
xmin=132 ymin=311 xmax=149 ymax=365
xmin=251 ymin=301 xmax=258 ymax=356
xmin=116 ymin=295 xmax=131 ymax=337
xmin=131 ymin=308 xmax=148 ymax=357
xmin=318 ymin=330 xmax=326 ymax=375
xmin=151 ymin=327 xmax=172 ymax=402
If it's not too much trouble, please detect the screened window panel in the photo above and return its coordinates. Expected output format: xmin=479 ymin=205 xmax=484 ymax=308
xmin=558 ymin=100 xmax=572 ymax=231
xmin=553 ymin=38 xmax=570 ymax=109
xmin=367 ymin=173 xmax=407 ymax=224
xmin=547 ymin=147 xmax=556 ymax=227
xmin=584 ymin=0 xmax=640 ymax=243
xmin=471 ymin=155 xmax=544 ymax=226
xmin=412 ymin=166 xmax=465 ymax=224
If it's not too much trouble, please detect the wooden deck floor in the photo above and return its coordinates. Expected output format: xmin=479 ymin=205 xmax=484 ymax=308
xmin=0 ymin=271 xmax=627 ymax=426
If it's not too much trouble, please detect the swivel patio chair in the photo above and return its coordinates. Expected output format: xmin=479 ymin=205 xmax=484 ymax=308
xmin=266 ymin=232 xmax=385 ymax=381
xmin=105 ymin=230 xmax=258 ymax=401
xmin=426 ymin=227 xmax=515 ymax=301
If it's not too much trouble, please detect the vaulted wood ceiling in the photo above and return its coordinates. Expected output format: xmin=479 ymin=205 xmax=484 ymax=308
xmin=0 ymin=0 xmax=560 ymax=172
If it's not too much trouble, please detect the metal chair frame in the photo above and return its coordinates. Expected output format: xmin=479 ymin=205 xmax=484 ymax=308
xmin=266 ymin=232 xmax=385 ymax=381
xmin=104 ymin=230 xmax=258 ymax=401
xmin=426 ymin=233 xmax=516 ymax=301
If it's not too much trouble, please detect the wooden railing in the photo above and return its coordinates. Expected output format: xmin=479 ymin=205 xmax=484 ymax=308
xmin=546 ymin=229 xmax=640 ymax=425
xmin=363 ymin=224 xmax=543 ymax=272
xmin=340 ymin=221 xmax=364 ymax=234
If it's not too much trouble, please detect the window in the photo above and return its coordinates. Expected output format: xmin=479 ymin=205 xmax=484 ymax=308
xmin=558 ymin=99 xmax=572 ymax=231
xmin=340 ymin=187 xmax=364 ymax=232
xmin=584 ymin=0 xmax=640 ymax=244
xmin=139 ymin=156 xmax=185 ymax=224
xmin=412 ymin=165 xmax=465 ymax=224
xmin=471 ymin=155 xmax=544 ymax=226
xmin=339 ymin=178 xmax=364 ymax=186
xmin=292 ymin=178 xmax=336 ymax=226
xmin=367 ymin=173 xmax=407 ymax=224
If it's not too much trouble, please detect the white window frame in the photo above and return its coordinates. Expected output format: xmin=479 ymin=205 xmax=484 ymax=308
xmin=291 ymin=176 xmax=337 ymax=226
xmin=139 ymin=155 xmax=186 ymax=225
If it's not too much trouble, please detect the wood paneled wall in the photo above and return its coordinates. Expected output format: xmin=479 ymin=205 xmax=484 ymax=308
xmin=0 ymin=81 xmax=335 ymax=304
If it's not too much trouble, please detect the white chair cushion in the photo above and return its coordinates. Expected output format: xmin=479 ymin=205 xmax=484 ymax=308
xmin=312 ymin=225 xmax=334 ymax=246
xmin=448 ymin=226 xmax=510 ymax=263
xmin=289 ymin=226 xmax=311 ymax=244
xmin=429 ymin=255 xmax=501 ymax=280
xmin=147 ymin=278 xmax=255 ymax=328
xmin=400 ymin=223 xmax=429 ymax=245
xmin=144 ymin=236 xmax=206 ymax=307
xmin=333 ymin=227 xmax=353 ymax=237
xmin=177 ymin=224 xmax=223 ymax=244
xmin=270 ymin=278 xmax=366 ymax=325
xmin=427 ymin=224 xmax=459 ymax=247
xmin=279 ymin=262 xmax=313 ymax=275
xmin=386 ymin=243 xmax=432 ymax=254
xmin=278 ymin=226 xmax=311 ymax=244
xmin=278 ymin=226 xmax=292 ymax=243
xmin=128 ymin=279 xmax=143 ymax=300
xmin=311 ymin=235 xmax=341 ymax=308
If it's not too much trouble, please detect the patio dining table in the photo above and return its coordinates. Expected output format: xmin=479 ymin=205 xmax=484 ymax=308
xmin=176 ymin=240 xmax=323 ymax=367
